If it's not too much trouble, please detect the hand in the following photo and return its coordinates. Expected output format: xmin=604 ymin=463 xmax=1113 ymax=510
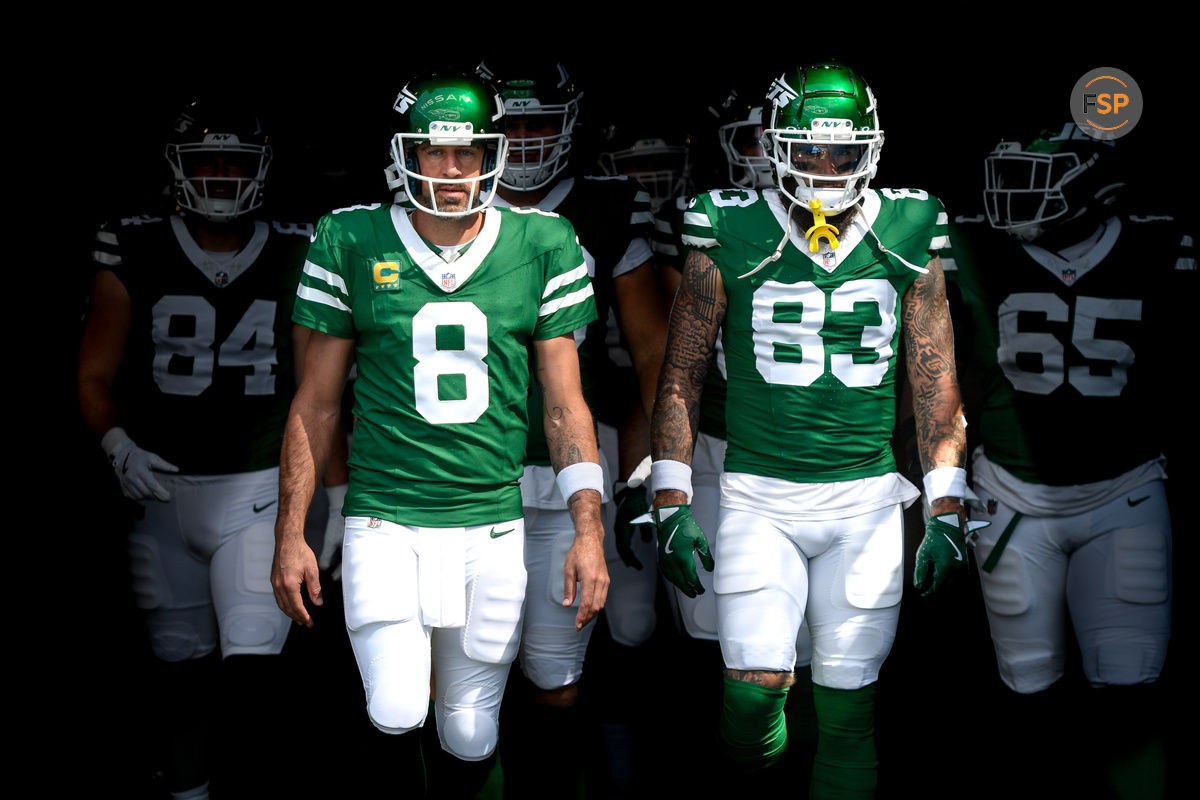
xmin=653 ymin=505 xmax=714 ymax=598
xmin=103 ymin=429 xmax=179 ymax=502
xmin=613 ymin=483 xmax=654 ymax=570
xmin=563 ymin=528 xmax=610 ymax=632
xmin=913 ymin=512 xmax=990 ymax=596
xmin=271 ymin=532 xmax=324 ymax=627
xmin=318 ymin=483 xmax=348 ymax=575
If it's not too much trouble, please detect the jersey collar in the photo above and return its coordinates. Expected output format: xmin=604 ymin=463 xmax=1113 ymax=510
xmin=170 ymin=216 xmax=269 ymax=288
xmin=1021 ymin=217 xmax=1121 ymax=286
xmin=390 ymin=205 xmax=502 ymax=293
xmin=764 ymin=188 xmax=881 ymax=273
xmin=492 ymin=177 xmax=575 ymax=213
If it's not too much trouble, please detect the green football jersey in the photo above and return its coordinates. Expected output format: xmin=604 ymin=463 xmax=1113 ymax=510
xmin=292 ymin=203 xmax=597 ymax=527
xmin=681 ymin=187 xmax=947 ymax=483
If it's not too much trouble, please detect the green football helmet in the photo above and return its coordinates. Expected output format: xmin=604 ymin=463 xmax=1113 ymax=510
xmin=387 ymin=72 xmax=508 ymax=217
xmin=762 ymin=62 xmax=883 ymax=213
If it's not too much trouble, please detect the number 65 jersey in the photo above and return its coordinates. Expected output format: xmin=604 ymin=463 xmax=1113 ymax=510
xmin=682 ymin=187 xmax=947 ymax=485
xmin=96 ymin=214 xmax=311 ymax=475
xmin=292 ymin=203 xmax=597 ymax=528
xmin=946 ymin=213 xmax=1194 ymax=486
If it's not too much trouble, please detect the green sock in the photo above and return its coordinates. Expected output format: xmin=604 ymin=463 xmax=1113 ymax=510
xmin=719 ymin=675 xmax=790 ymax=769
xmin=810 ymin=683 xmax=878 ymax=800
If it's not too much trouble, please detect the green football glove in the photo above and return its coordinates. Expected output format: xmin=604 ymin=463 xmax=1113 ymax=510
xmin=913 ymin=512 xmax=990 ymax=597
xmin=653 ymin=504 xmax=714 ymax=598
xmin=614 ymin=483 xmax=654 ymax=570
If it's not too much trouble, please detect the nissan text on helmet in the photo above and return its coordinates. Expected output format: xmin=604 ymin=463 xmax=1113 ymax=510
xmin=762 ymin=62 xmax=883 ymax=214
xmin=387 ymin=72 xmax=509 ymax=218
xmin=164 ymin=99 xmax=272 ymax=222
xmin=476 ymin=59 xmax=580 ymax=193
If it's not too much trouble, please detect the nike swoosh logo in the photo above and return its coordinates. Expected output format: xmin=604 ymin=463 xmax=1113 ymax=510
xmin=253 ymin=500 xmax=277 ymax=513
xmin=490 ymin=527 xmax=514 ymax=538
xmin=941 ymin=532 xmax=963 ymax=562
xmin=664 ymin=529 xmax=677 ymax=555
xmin=1128 ymin=496 xmax=1150 ymax=507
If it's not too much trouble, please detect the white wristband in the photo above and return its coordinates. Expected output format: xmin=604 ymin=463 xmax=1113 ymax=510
xmin=100 ymin=426 xmax=133 ymax=459
xmin=651 ymin=459 xmax=693 ymax=498
xmin=556 ymin=462 xmax=604 ymax=503
xmin=923 ymin=466 xmax=967 ymax=502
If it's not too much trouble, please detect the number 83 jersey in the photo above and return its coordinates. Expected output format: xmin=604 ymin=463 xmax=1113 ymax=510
xmin=96 ymin=214 xmax=311 ymax=475
xmin=293 ymin=203 xmax=596 ymax=528
xmin=682 ymin=187 xmax=948 ymax=484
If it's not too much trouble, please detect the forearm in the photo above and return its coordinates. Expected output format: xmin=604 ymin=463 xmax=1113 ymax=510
xmin=276 ymin=396 xmax=338 ymax=542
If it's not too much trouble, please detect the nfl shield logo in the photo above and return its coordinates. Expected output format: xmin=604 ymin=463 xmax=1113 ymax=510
xmin=821 ymin=250 xmax=837 ymax=270
xmin=368 ymin=518 xmax=382 ymax=529
xmin=987 ymin=499 xmax=997 ymax=515
xmin=442 ymin=272 xmax=457 ymax=290
xmin=215 ymin=271 xmax=229 ymax=287
xmin=1061 ymin=268 xmax=1076 ymax=284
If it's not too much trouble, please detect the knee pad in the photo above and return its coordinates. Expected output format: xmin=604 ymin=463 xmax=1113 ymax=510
xmin=436 ymin=681 xmax=504 ymax=761
xmin=719 ymin=675 xmax=789 ymax=768
xmin=366 ymin=674 xmax=430 ymax=735
xmin=992 ymin=638 xmax=1063 ymax=694
xmin=146 ymin=611 xmax=218 ymax=663
xmin=1083 ymin=632 xmax=1167 ymax=687
xmin=220 ymin=602 xmax=289 ymax=656
xmin=809 ymin=608 xmax=899 ymax=690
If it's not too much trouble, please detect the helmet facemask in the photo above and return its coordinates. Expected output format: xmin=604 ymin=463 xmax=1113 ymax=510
xmin=501 ymin=103 xmax=578 ymax=192
xmin=598 ymin=137 xmax=690 ymax=212
xmin=983 ymin=141 xmax=1090 ymax=240
xmin=165 ymin=136 xmax=271 ymax=222
xmin=718 ymin=106 xmax=773 ymax=189
xmin=391 ymin=123 xmax=508 ymax=218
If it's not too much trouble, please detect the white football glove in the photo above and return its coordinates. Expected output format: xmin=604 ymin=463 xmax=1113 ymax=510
xmin=318 ymin=482 xmax=348 ymax=574
xmin=101 ymin=427 xmax=179 ymax=502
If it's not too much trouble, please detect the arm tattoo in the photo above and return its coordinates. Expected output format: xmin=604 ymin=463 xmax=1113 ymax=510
xmin=651 ymin=248 xmax=726 ymax=464
xmin=902 ymin=257 xmax=967 ymax=473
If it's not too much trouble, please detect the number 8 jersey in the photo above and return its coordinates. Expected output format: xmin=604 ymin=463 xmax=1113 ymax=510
xmin=681 ymin=187 xmax=948 ymax=483
xmin=293 ymin=203 xmax=597 ymax=528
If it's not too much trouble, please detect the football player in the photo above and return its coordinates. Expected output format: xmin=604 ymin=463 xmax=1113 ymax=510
xmin=270 ymin=71 xmax=608 ymax=797
xmin=77 ymin=98 xmax=313 ymax=799
xmin=473 ymin=57 xmax=667 ymax=793
xmin=648 ymin=63 xmax=979 ymax=797
xmin=947 ymin=122 xmax=1187 ymax=796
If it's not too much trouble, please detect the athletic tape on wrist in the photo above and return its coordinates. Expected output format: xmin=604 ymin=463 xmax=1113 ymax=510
xmin=556 ymin=462 xmax=604 ymax=502
xmin=923 ymin=466 xmax=967 ymax=501
xmin=651 ymin=459 xmax=693 ymax=497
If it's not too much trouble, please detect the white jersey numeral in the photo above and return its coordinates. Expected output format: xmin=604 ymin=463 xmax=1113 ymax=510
xmin=151 ymin=295 xmax=278 ymax=396
xmin=996 ymin=292 xmax=1142 ymax=397
xmin=710 ymin=189 xmax=759 ymax=208
xmin=412 ymin=301 xmax=490 ymax=424
xmin=751 ymin=279 xmax=898 ymax=387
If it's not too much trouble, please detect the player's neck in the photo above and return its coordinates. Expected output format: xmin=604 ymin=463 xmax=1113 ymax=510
xmin=498 ymin=184 xmax=550 ymax=208
xmin=412 ymin=208 xmax=485 ymax=247
xmin=184 ymin=216 xmax=254 ymax=253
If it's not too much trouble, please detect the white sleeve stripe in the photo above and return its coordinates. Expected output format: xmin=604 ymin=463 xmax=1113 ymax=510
xmin=542 ymin=263 xmax=589 ymax=298
xmin=929 ymin=235 xmax=950 ymax=250
xmin=630 ymin=211 xmax=654 ymax=225
xmin=303 ymin=260 xmax=348 ymax=294
xmin=297 ymin=283 xmax=351 ymax=312
xmin=936 ymin=212 xmax=948 ymax=225
xmin=95 ymin=231 xmax=118 ymax=246
xmin=681 ymin=234 xmax=718 ymax=247
xmin=683 ymin=212 xmax=712 ymax=228
xmin=653 ymin=217 xmax=673 ymax=233
xmin=539 ymin=283 xmax=594 ymax=317
xmin=92 ymin=250 xmax=121 ymax=266
xmin=634 ymin=190 xmax=652 ymax=204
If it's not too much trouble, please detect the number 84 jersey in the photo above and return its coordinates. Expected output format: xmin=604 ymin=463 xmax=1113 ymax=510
xmin=946 ymin=213 xmax=1193 ymax=485
xmin=682 ymin=187 xmax=948 ymax=484
xmin=95 ymin=214 xmax=311 ymax=475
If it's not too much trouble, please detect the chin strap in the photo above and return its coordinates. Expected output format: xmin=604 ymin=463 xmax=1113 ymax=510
xmin=803 ymin=199 xmax=840 ymax=252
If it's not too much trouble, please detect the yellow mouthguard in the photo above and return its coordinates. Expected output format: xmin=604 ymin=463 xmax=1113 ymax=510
xmin=804 ymin=199 xmax=839 ymax=252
